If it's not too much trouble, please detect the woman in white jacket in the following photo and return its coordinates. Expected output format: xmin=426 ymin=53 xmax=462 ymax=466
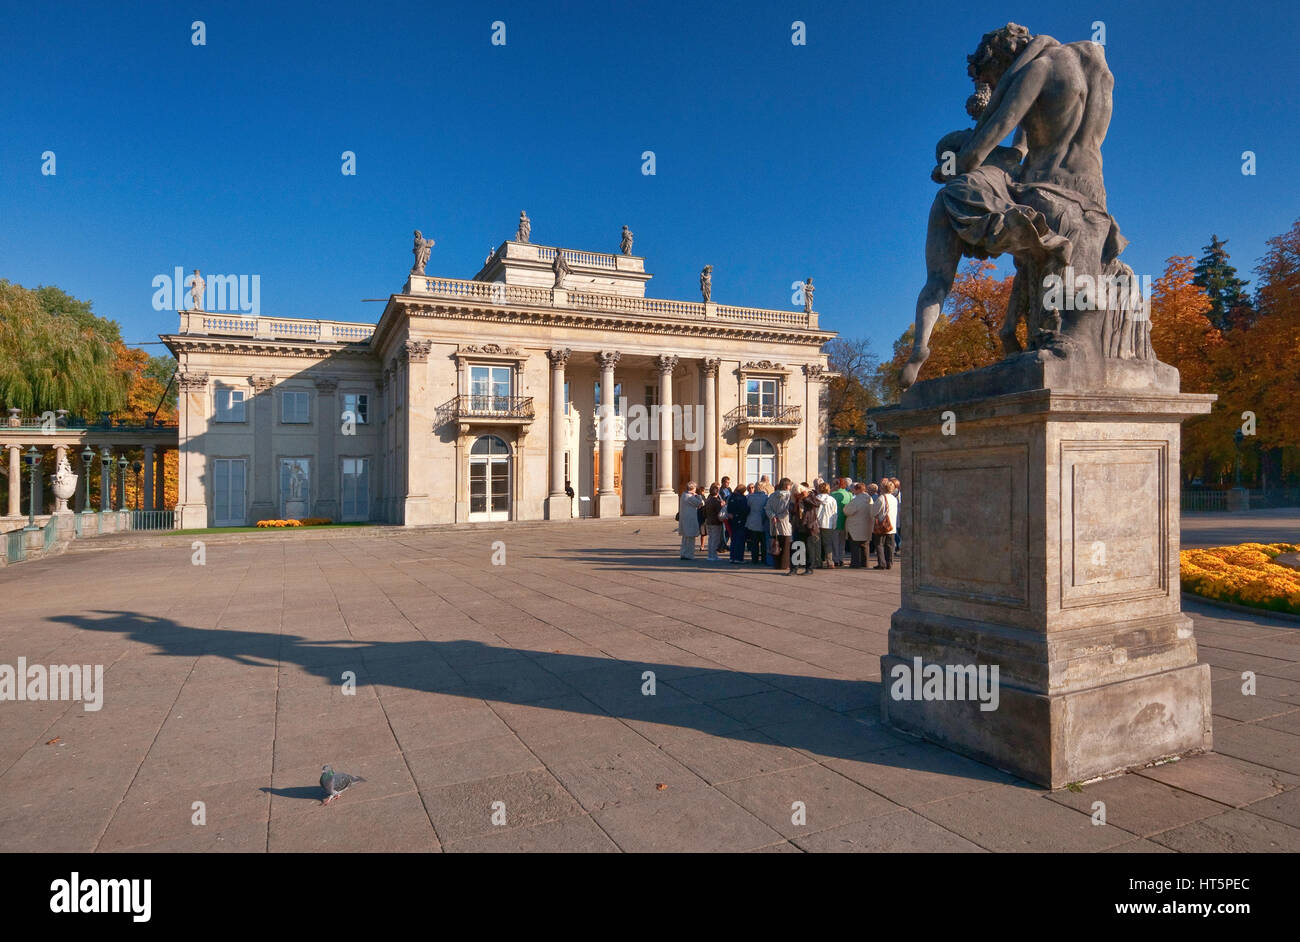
xmin=873 ymin=481 xmax=899 ymax=570
xmin=678 ymin=483 xmax=704 ymax=560
xmin=842 ymin=483 xmax=875 ymax=568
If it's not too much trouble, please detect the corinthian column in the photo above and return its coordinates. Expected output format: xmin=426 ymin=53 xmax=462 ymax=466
xmin=545 ymin=348 xmax=571 ymax=520
xmin=595 ymin=350 xmax=621 ymax=518
xmin=702 ymin=358 xmax=720 ymax=486
xmin=654 ymin=355 xmax=678 ymax=515
xmin=6 ymin=445 xmax=21 ymax=517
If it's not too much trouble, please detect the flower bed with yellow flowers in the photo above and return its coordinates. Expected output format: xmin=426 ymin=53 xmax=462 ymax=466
xmin=255 ymin=518 xmax=333 ymax=528
xmin=1180 ymin=542 xmax=1300 ymax=615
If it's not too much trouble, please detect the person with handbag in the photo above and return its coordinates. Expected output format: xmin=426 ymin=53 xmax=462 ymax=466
xmin=873 ymin=480 xmax=899 ymax=570
xmin=764 ymin=478 xmax=794 ymax=573
xmin=704 ymin=484 xmax=726 ymax=560
xmin=795 ymin=485 xmax=823 ymax=575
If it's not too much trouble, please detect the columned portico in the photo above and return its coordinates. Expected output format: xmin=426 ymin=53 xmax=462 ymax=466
xmin=596 ymin=350 xmax=621 ymax=518
xmin=545 ymin=348 xmax=571 ymax=519
xmin=654 ymin=354 xmax=677 ymax=515
xmin=702 ymin=358 xmax=719 ymax=486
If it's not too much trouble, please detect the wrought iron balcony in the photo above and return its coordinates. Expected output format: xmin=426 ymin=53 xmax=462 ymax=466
xmin=435 ymin=394 xmax=535 ymax=428
xmin=724 ymin=403 xmax=802 ymax=433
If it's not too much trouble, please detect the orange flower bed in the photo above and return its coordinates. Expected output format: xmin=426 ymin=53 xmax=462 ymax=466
xmin=1180 ymin=542 xmax=1300 ymax=615
xmin=255 ymin=518 xmax=333 ymax=528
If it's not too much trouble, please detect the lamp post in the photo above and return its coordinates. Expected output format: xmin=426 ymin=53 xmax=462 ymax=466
xmin=132 ymin=461 xmax=143 ymax=510
xmin=23 ymin=446 xmax=40 ymax=530
xmin=81 ymin=445 xmax=94 ymax=514
xmin=99 ymin=448 xmax=111 ymax=512
xmin=117 ymin=456 xmax=128 ymax=511
xmin=1228 ymin=429 xmax=1250 ymax=512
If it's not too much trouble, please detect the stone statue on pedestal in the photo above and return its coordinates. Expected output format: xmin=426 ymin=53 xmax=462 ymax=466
xmin=189 ymin=270 xmax=205 ymax=312
xmin=620 ymin=225 xmax=633 ymax=255
xmin=802 ymin=278 xmax=815 ymax=314
xmin=552 ymin=248 xmax=570 ymax=288
xmin=411 ymin=230 xmax=434 ymax=275
xmin=700 ymin=265 xmax=712 ymax=303
xmin=517 ymin=211 xmax=531 ymax=243
xmin=873 ymin=24 xmax=1215 ymax=788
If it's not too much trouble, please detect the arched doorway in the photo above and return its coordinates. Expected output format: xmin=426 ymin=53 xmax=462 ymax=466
xmin=746 ymin=438 xmax=776 ymax=484
xmin=469 ymin=434 xmax=510 ymax=522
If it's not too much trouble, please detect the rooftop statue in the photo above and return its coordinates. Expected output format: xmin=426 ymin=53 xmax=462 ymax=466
xmin=411 ymin=229 xmax=434 ymax=275
xmin=517 ymin=211 xmax=531 ymax=243
xmin=620 ymin=225 xmax=633 ymax=255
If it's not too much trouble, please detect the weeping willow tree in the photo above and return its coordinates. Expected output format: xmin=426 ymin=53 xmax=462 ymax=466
xmin=0 ymin=280 xmax=127 ymax=416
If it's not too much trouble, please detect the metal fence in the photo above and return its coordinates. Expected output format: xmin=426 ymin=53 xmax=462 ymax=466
xmin=3 ymin=529 xmax=24 ymax=563
xmin=43 ymin=517 xmax=57 ymax=551
xmin=1181 ymin=490 xmax=1228 ymax=512
xmin=129 ymin=510 xmax=176 ymax=531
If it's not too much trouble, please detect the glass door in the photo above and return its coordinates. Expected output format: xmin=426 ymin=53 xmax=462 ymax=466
xmin=341 ymin=457 xmax=369 ymax=521
xmin=213 ymin=458 xmax=246 ymax=526
xmin=469 ymin=435 xmax=510 ymax=522
xmin=469 ymin=365 xmax=511 ymax=413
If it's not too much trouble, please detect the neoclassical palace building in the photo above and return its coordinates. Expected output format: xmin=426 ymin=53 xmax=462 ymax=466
xmin=163 ymin=232 xmax=835 ymax=528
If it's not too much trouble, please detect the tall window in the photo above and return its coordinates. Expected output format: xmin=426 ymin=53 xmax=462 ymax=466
xmin=746 ymin=379 xmax=777 ymax=418
xmin=214 ymin=387 xmax=246 ymax=423
xmin=644 ymin=452 xmax=656 ymax=495
xmin=341 ymin=457 xmax=370 ymax=520
xmin=281 ymin=390 xmax=311 ymax=424
xmin=341 ymin=393 xmax=368 ymax=425
xmin=645 ymin=385 xmax=658 ymax=408
xmin=469 ymin=365 xmax=511 ymax=412
xmin=564 ymin=380 xmax=570 ymax=415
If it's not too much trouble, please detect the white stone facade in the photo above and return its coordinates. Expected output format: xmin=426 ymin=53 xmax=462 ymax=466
xmin=163 ymin=240 xmax=836 ymax=528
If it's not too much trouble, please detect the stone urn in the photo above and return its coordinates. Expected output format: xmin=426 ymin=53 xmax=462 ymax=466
xmin=51 ymin=455 xmax=78 ymax=514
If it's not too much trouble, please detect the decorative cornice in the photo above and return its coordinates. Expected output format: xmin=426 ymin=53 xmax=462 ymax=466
xmin=654 ymin=354 xmax=679 ymax=375
xmin=177 ymin=371 xmax=209 ymax=391
xmin=546 ymin=348 xmax=572 ymax=368
xmin=743 ymin=360 xmax=785 ymax=372
xmin=314 ymin=376 xmax=339 ymax=392
xmin=702 ymin=358 xmax=722 ymax=376
xmin=596 ymin=350 xmax=622 ymax=371
xmin=250 ymin=374 xmax=277 ymax=391
xmin=164 ymin=337 xmax=374 ymax=359
xmin=403 ymin=339 xmax=433 ymax=362
xmin=802 ymin=363 xmax=827 ymax=379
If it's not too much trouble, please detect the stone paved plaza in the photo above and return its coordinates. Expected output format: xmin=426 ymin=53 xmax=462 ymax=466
xmin=1 ymin=517 xmax=1298 ymax=852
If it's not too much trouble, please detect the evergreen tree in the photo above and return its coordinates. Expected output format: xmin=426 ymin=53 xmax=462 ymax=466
xmin=1192 ymin=235 xmax=1253 ymax=330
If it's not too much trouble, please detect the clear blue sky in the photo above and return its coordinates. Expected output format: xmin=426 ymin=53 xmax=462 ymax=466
xmin=2 ymin=0 xmax=1296 ymax=354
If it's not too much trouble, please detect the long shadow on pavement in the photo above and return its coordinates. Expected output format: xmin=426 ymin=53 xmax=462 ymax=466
xmin=50 ymin=609 xmax=1027 ymax=790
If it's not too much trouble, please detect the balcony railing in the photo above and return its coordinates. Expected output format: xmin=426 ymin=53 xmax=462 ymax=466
xmin=177 ymin=312 xmax=375 ymax=343
xmin=434 ymin=395 xmax=535 ymax=427
xmin=406 ymin=274 xmax=820 ymax=328
xmin=724 ymin=403 xmax=803 ymax=432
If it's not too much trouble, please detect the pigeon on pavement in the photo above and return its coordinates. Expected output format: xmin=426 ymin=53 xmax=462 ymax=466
xmin=320 ymin=765 xmax=366 ymax=805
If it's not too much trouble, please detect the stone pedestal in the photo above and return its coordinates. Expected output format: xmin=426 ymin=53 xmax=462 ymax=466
xmin=875 ymin=385 xmax=1215 ymax=788
xmin=544 ymin=494 xmax=572 ymax=520
xmin=1227 ymin=486 xmax=1250 ymax=512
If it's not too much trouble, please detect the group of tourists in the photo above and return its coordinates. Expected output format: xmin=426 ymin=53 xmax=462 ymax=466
xmin=676 ymin=475 xmax=902 ymax=574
